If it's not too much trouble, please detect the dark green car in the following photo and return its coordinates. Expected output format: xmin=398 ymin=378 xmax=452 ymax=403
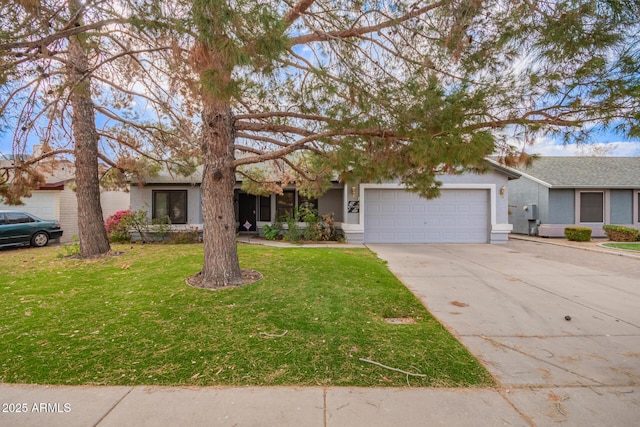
xmin=0 ymin=210 xmax=64 ymax=248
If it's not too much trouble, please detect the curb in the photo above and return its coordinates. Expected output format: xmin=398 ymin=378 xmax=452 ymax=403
xmin=509 ymin=235 xmax=640 ymax=260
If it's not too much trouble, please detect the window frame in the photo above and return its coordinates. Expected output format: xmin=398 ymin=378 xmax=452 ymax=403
xmin=276 ymin=190 xmax=295 ymax=219
xmin=258 ymin=195 xmax=271 ymax=222
xmin=579 ymin=191 xmax=604 ymax=223
xmin=152 ymin=190 xmax=188 ymax=224
xmin=298 ymin=194 xmax=319 ymax=211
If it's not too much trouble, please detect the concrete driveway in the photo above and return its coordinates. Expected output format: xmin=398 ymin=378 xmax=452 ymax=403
xmin=368 ymin=240 xmax=640 ymax=426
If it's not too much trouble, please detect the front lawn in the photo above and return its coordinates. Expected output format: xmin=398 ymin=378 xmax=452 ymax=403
xmin=0 ymin=244 xmax=493 ymax=387
xmin=602 ymin=242 xmax=640 ymax=252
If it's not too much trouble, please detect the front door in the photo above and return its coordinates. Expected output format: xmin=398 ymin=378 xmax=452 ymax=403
xmin=238 ymin=193 xmax=257 ymax=232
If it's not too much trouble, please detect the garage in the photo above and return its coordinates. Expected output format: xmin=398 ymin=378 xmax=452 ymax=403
xmin=364 ymin=188 xmax=490 ymax=243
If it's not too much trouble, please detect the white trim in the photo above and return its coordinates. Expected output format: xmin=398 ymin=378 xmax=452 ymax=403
xmin=634 ymin=191 xmax=640 ymax=226
xmin=575 ymin=190 xmax=606 ymax=225
xmin=511 ymin=170 xmax=552 ymax=188
xmin=492 ymin=223 xmax=513 ymax=233
xmin=343 ymin=183 xmax=349 ymax=225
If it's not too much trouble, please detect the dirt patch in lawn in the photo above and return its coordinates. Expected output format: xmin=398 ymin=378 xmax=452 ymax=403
xmin=186 ymin=269 xmax=263 ymax=289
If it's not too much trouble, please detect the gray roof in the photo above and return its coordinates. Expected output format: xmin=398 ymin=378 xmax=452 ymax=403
xmin=139 ymin=159 xmax=520 ymax=185
xmin=140 ymin=166 xmax=203 ymax=185
xmin=512 ymin=157 xmax=640 ymax=188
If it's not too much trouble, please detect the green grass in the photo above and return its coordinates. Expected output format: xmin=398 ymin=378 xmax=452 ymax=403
xmin=0 ymin=243 xmax=493 ymax=388
xmin=602 ymin=242 xmax=640 ymax=251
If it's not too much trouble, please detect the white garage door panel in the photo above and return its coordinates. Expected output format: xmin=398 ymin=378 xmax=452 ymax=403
xmin=364 ymin=189 xmax=489 ymax=243
xmin=1 ymin=192 xmax=57 ymax=220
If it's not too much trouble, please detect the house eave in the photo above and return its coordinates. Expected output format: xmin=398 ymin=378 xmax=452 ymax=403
xmin=550 ymin=185 xmax=640 ymax=190
xmin=483 ymin=158 xmax=521 ymax=180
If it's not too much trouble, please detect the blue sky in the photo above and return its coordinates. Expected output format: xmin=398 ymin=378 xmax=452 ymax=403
xmin=529 ymin=137 xmax=640 ymax=157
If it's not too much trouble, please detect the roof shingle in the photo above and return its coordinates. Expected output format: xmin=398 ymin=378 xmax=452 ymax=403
xmin=512 ymin=157 xmax=640 ymax=188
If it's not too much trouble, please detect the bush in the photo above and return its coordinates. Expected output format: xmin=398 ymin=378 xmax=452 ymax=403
xmin=262 ymin=221 xmax=282 ymax=240
xmin=283 ymin=215 xmax=303 ymax=243
xmin=317 ymin=213 xmax=338 ymax=241
xmin=564 ymin=226 xmax=592 ymax=242
xmin=105 ymin=209 xmax=172 ymax=243
xmin=602 ymin=225 xmax=640 ymax=242
xmin=262 ymin=205 xmax=339 ymax=243
xmin=168 ymin=227 xmax=201 ymax=244
xmin=105 ymin=210 xmax=132 ymax=243
xmin=57 ymin=236 xmax=80 ymax=258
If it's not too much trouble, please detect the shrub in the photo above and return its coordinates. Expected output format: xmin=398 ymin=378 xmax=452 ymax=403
xmin=105 ymin=210 xmax=132 ymax=243
xmin=168 ymin=227 xmax=201 ymax=244
xmin=299 ymin=203 xmax=338 ymax=242
xmin=105 ymin=209 xmax=172 ymax=243
xmin=283 ymin=215 xmax=303 ymax=243
xmin=564 ymin=226 xmax=592 ymax=242
xmin=602 ymin=225 xmax=640 ymax=242
xmin=317 ymin=213 xmax=338 ymax=241
xmin=262 ymin=221 xmax=282 ymax=240
xmin=57 ymin=236 xmax=80 ymax=258
xmin=300 ymin=203 xmax=322 ymax=241
xmin=265 ymin=206 xmax=339 ymax=243
xmin=126 ymin=209 xmax=153 ymax=243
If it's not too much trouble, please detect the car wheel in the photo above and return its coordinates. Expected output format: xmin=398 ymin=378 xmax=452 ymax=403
xmin=31 ymin=231 xmax=49 ymax=247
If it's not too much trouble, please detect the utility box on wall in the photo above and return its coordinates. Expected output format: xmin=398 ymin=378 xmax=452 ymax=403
xmin=524 ymin=204 xmax=538 ymax=220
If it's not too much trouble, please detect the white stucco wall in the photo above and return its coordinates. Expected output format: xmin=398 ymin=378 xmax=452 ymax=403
xmin=100 ymin=189 xmax=131 ymax=220
xmin=129 ymin=185 xmax=201 ymax=224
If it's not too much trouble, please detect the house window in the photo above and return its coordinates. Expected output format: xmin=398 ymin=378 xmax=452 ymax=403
xmin=153 ymin=190 xmax=187 ymax=224
xmin=276 ymin=191 xmax=295 ymax=219
xmin=298 ymin=194 xmax=318 ymax=211
xmin=580 ymin=192 xmax=604 ymax=223
xmin=259 ymin=196 xmax=271 ymax=222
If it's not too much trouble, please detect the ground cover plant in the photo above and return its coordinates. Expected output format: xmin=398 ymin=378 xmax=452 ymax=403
xmin=602 ymin=243 xmax=640 ymax=252
xmin=0 ymin=244 xmax=493 ymax=388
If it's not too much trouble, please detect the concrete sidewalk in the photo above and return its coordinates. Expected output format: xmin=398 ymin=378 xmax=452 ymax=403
xmin=2 ymin=239 xmax=640 ymax=426
xmin=0 ymin=384 xmax=530 ymax=427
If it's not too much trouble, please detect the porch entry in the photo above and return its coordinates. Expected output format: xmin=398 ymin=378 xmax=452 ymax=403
xmin=238 ymin=193 xmax=257 ymax=232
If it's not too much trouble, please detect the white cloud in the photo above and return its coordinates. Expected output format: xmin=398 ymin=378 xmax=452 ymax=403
xmin=529 ymin=136 xmax=640 ymax=157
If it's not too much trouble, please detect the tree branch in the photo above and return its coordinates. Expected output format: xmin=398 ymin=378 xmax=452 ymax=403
xmin=235 ymin=121 xmax=315 ymax=137
xmin=284 ymin=0 xmax=317 ymax=28
xmin=232 ymin=127 xmax=399 ymax=167
xmin=289 ymin=1 xmax=446 ymax=46
xmin=0 ymin=19 xmax=126 ymax=51
xmin=235 ymin=111 xmax=337 ymax=124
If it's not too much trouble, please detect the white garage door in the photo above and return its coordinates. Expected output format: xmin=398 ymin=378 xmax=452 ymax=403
xmin=0 ymin=192 xmax=57 ymax=220
xmin=364 ymin=189 xmax=489 ymax=243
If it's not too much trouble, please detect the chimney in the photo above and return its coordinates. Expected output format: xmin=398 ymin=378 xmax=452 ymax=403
xmin=32 ymin=144 xmax=43 ymax=158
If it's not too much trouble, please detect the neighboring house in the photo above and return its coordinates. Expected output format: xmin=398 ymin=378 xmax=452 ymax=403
xmin=0 ymin=157 xmax=129 ymax=243
xmin=129 ymin=159 xmax=519 ymax=244
xmin=506 ymin=157 xmax=640 ymax=238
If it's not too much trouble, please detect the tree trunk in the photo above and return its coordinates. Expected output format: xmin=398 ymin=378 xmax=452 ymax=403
xmin=199 ymin=100 xmax=243 ymax=287
xmin=67 ymin=11 xmax=111 ymax=258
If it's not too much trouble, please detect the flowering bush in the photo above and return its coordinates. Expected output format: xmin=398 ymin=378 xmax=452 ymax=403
xmin=105 ymin=209 xmax=132 ymax=243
